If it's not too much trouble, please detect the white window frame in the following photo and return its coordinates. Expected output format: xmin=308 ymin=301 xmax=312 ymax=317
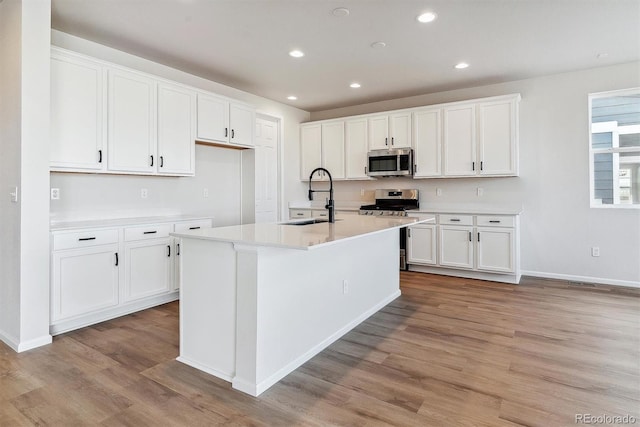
xmin=588 ymin=87 xmax=640 ymax=209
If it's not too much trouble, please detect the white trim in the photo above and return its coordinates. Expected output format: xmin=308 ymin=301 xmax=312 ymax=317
xmin=0 ymin=330 xmax=52 ymax=353
xmin=521 ymin=270 xmax=640 ymax=289
xmin=176 ymin=356 xmax=234 ymax=382
xmin=409 ymin=264 xmax=520 ymax=284
xmin=0 ymin=330 xmax=20 ymax=352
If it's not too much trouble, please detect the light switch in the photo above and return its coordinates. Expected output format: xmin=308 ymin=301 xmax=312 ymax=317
xmin=10 ymin=186 xmax=18 ymax=203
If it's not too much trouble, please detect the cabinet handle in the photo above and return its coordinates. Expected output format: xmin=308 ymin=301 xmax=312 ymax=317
xmin=231 ymin=129 xmax=235 ymax=139
xmin=150 ymin=155 xmax=154 ymax=167
xmin=98 ymin=150 xmax=102 ymax=163
xmin=385 ymin=137 xmax=388 ymax=146
xmin=177 ymin=244 xmax=180 ymax=256
xmin=225 ymin=127 xmax=228 ymax=137
xmin=472 ymin=161 xmax=475 ymax=171
xmin=188 ymin=226 xmax=201 ymax=230
xmin=143 ymin=230 xmax=157 ymax=234
xmin=78 ymin=237 xmax=96 ymax=241
xmin=167 ymin=245 xmax=171 ymax=257
xmin=364 ymin=166 xmax=367 ymax=174
xmin=489 ymin=220 xmax=501 ymax=223
xmin=296 ymin=213 xmax=304 ymax=216
xmin=408 ymin=228 xmax=411 ymax=237
xmin=480 ymin=161 xmax=483 ymax=171
xmin=391 ymin=137 xmax=394 ymax=145
xmin=450 ymin=218 xmax=461 ymax=222
xmin=469 ymin=232 xmax=472 ymax=242
xmin=115 ymin=252 xmax=119 ymax=266
xmin=478 ymin=232 xmax=481 ymax=242
xmin=160 ymin=156 xmax=164 ymax=168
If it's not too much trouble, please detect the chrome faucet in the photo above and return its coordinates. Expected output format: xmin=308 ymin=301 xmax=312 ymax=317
xmin=308 ymin=167 xmax=335 ymax=223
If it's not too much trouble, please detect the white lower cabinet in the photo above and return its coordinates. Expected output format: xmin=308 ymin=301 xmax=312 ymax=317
xmin=50 ymin=217 xmax=213 ymax=334
xmin=408 ymin=213 xmax=519 ymax=283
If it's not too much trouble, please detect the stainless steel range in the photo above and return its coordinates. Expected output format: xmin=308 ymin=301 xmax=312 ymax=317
xmin=359 ymin=189 xmax=419 ymax=216
xmin=360 ymin=189 xmax=419 ymax=270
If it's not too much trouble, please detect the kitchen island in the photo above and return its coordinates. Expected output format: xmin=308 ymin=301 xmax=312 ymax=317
xmin=171 ymin=214 xmax=433 ymax=396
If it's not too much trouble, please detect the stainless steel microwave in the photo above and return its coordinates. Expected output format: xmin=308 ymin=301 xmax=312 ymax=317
xmin=367 ymin=148 xmax=413 ymax=177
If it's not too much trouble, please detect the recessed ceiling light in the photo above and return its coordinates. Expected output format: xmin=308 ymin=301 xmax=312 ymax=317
xmin=417 ymin=12 xmax=437 ymax=23
xmin=454 ymin=62 xmax=469 ymax=69
xmin=287 ymin=96 xmax=298 ymax=100
xmin=289 ymin=50 xmax=304 ymax=58
xmin=350 ymin=83 xmax=361 ymax=88
xmin=332 ymin=7 xmax=350 ymax=17
xmin=371 ymin=41 xmax=387 ymax=49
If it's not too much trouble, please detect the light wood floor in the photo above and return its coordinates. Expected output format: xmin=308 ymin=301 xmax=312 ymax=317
xmin=1 ymin=272 xmax=639 ymax=426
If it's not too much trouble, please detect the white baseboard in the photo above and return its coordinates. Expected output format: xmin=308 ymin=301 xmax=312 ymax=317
xmin=176 ymin=356 xmax=234 ymax=383
xmin=0 ymin=329 xmax=52 ymax=353
xmin=521 ymin=270 xmax=640 ymax=289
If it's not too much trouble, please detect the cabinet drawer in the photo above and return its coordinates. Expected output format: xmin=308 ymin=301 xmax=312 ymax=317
xmin=312 ymin=209 xmax=329 ymax=218
xmin=53 ymin=229 xmax=119 ymax=251
xmin=174 ymin=219 xmax=213 ymax=233
xmin=439 ymin=214 xmax=473 ymax=226
xmin=476 ymin=215 xmax=515 ymax=227
xmin=124 ymin=224 xmax=171 ymax=242
xmin=290 ymin=209 xmax=312 ymax=219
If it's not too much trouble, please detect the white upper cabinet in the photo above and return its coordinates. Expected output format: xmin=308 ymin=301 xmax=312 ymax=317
xmin=443 ymin=104 xmax=476 ymax=177
xmin=478 ymin=98 xmax=518 ymax=176
xmin=300 ymin=124 xmax=322 ymax=180
xmin=157 ymin=83 xmax=196 ymax=176
xmin=345 ymin=118 xmax=369 ymax=179
xmin=368 ymin=112 xmax=412 ymax=150
xmin=108 ymin=68 xmax=157 ymax=173
xmin=50 ymin=51 xmax=106 ymax=171
xmin=413 ymin=109 xmax=442 ymax=177
xmin=321 ymin=121 xmax=346 ymax=180
xmin=196 ymin=93 xmax=255 ymax=147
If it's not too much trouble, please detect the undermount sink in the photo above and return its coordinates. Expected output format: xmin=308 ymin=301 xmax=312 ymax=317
xmin=283 ymin=218 xmax=342 ymax=226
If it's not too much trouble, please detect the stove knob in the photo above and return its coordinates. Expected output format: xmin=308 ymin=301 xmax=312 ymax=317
xmin=379 ymin=211 xmax=384 ymax=216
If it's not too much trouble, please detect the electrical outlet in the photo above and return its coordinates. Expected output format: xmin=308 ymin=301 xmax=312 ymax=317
xmin=591 ymin=247 xmax=600 ymax=257
xmin=343 ymin=280 xmax=349 ymax=294
xmin=10 ymin=187 xmax=18 ymax=203
xmin=477 ymin=187 xmax=484 ymax=197
xmin=360 ymin=188 xmax=365 ymax=197
xmin=203 ymin=188 xmax=209 ymax=198
xmin=140 ymin=188 xmax=148 ymax=199
xmin=436 ymin=188 xmax=442 ymax=196
xmin=50 ymin=188 xmax=60 ymax=200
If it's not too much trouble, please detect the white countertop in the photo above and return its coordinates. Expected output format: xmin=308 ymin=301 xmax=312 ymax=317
xmin=171 ymin=214 xmax=434 ymax=251
xmin=50 ymin=215 xmax=213 ymax=231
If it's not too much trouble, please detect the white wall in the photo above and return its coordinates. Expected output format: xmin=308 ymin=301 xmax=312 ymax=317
xmin=50 ymin=31 xmax=310 ymax=224
xmin=0 ymin=0 xmax=52 ymax=352
xmin=304 ymin=62 xmax=640 ymax=286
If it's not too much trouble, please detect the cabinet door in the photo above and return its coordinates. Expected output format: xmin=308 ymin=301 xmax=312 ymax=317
xmin=229 ymin=103 xmax=255 ymax=146
xmin=108 ymin=69 xmax=157 ymax=173
xmin=478 ymin=99 xmax=517 ymax=176
xmin=476 ymin=227 xmax=515 ymax=273
xmin=321 ymin=121 xmax=345 ymax=179
xmin=345 ymin=118 xmax=369 ymax=179
xmin=439 ymin=225 xmax=474 ymax=269
xmin=196 ymin=93 xmax=229 ymax=143
xmin=443 ymin=104 xmax=476 ymax=176
xmin=368 ymin=115 xmax=389 ymax=150
xmin=157 ymin=83 xmax=195 ymax=175
xmin=51 ymin=244 xmax=119 ymax=321
xmin=407 ymin=224 xmax=437 ymax=265
xmin=50 ymin=53 xmax=105 ymax=171
xmin=300 ymin=124 xmax=322 ymax=180
xmin=389 ymin=112 xmax=412 ymax=148
xmin=413 ymin=109 xmax=442 ymax=177
xmin=124 ymin=239 xmax=173 ymax=302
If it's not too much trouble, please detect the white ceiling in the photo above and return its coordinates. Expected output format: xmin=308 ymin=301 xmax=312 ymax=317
xmin=51 ymin=0 xmax=640 ymax=112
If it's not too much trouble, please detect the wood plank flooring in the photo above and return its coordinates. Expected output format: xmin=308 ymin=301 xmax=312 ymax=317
xmin=1 ymin=272 xmax=639 ymax=426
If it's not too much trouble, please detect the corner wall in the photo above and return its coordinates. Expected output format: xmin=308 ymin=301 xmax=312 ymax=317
xmin=308 ymin=62 xmax=640 ymax=286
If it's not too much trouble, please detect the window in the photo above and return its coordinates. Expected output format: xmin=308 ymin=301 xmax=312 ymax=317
xmin=589 ymin=88 xmax=640 ymax=207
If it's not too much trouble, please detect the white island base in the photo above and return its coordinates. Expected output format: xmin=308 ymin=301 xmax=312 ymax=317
xmin=176 ymin=225 xmax=401 ymax=397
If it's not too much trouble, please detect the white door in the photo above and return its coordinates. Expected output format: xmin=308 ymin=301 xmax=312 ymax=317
xmin=407 ymin=224 xmax=437 ymax=265
xmin=413 ymin=109 xmax=442 ymax=177
xmin=345 ymin=118 xmax=369 ymax=179
xmin=124 ymin=239 xmax=173 ymax=302
xmin=255 ymin=117 xmax=279 ymax=223
xmin=50 ymin=54 xmax=106 ymax=171
xmin=51 ymin=245 xmax=119 ymax=321
xmin=230 ymin=103 xmax=255 ymax=146
xmin=439 ymin=225 xmax=474 ymax=269
xmin=443 ymin=104 xmax=476 ymax=177
xmin=157 ymin=83 xmax=195 ymax=175
xmin=196 ymin=93 xmax=229 ymax=143
xmin=389 ymin=112 xmax=412 ymax=148
xmin=478 ymin=99 xmax=517 ymax=176
xmin=321 ymin=121 xmax=345 ymax=179
xmin=476 ymin=227 xmax=515 ymax=273
xmin=108 ymin=69 xmax=157 ymax=173
xmin=300 ymin=124 xmax=322 ymax=180
xmin=368 ymin=115 xmax=389 ymax=150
